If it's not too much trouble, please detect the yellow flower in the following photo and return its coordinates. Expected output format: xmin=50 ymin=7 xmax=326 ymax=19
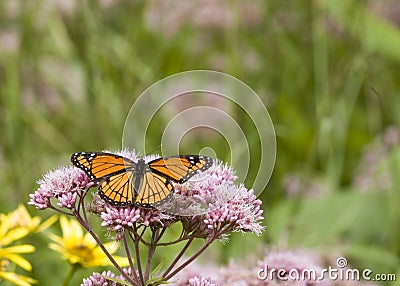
xmin=0 ymin=206 xmax=38 ymax=286
xmin=49 ymin=216 xmax=129 ymax=268
xmin=2 ymin=204 xmax=57 ymax=234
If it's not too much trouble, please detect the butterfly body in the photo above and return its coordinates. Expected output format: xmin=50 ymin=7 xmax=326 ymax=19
xmin=132 ymin=159 xmax=146 ymax=192
xmin=71 ymin=152 xmax=213 ymax=207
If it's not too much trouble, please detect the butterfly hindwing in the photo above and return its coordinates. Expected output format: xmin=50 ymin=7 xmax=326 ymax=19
xmin=148 ymin=155 xmax=213 ymax=183
xmin=135 ymin=171 xmax=174 ymax=206
xmin=99 ymin=171 xmax=135 ymax=205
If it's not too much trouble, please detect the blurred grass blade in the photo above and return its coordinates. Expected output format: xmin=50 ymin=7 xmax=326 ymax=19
xmin=317 ymin=0 xmax=400 ymax=62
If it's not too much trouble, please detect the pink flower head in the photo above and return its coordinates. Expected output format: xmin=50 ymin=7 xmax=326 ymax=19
xmin=29 ymin=166 xmax=96 ymax=210
xmin=81 ymin=268 xmax=136 ymax=286
xmin=81 ymin=271 xmax=113 ymax=286
xmin=150 ymin=159 xmax=263 ymax=238
xmin=173 ymin=160 xmax=237 ymax=199
xmin=203 ymin=185 xmax=264 ymax=236
xmin=100 ymin=205 xmax=141 ymax=231
xmin=175 ymin=261 xmax=220 ymax=286
xmin=99 ymin=203 xmax=175 ymax=238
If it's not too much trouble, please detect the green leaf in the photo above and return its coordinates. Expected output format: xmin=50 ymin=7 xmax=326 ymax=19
xmin=344 ymin=244 xmax=400 ymax=274
xmin=145 ymin=277 xmax=170 ymax=286
xmin=100 ymin=275 xmax=135 ymax=286
xmin=150 ymin=261 xmax=164 ymax=277
xmin=288 ymin=191 xmax=393 ymax=246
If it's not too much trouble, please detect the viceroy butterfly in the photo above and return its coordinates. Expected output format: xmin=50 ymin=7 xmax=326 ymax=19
xmin=71 ymin=152 xmax=213 ymax=207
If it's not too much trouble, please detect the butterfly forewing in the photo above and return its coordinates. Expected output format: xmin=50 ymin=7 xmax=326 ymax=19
xmin=71 ymin=152 xmax=135 ymax=180
xmin=149 ymin=155 xmax=213 ymax=183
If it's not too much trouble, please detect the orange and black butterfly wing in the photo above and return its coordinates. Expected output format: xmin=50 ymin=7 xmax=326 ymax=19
xmin=71 ymin=152 xmax=138 ymax=206
xmin=148 ymin=155 xmax=213 ymax=183
xmin=134 ymin=169 xmax=174 ymax=206
xmin=71 ymin=152 xmax=135 ymax=181
xmin=99 ymin=171 xmax=136 ymax=205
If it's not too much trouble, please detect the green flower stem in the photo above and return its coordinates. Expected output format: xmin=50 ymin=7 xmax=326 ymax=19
xmin=74 ymin=212 xmax=139 ymax=286
xmin=144 ymin=229 xmax=159 ymax=282
xmin=162 ymin=237 xmax=194 ymax=278
xmin=61 ymin=264 xmax=80 ymax=286
xmin=131 ymin=225 xmax=145 ymax=285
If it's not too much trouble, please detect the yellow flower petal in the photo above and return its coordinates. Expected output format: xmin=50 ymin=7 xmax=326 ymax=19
xmin=0 ymin=228 xmax=29 ymax=246
xmin=13 ymin=204 xmax=38 ymax=224
xmin=82 ymin=233 xmax=97 ymax=249
xmin=1 ymin=244 xmax=35 ymax=254
xmin=47 ymin=233 xmax=63 ymax=245
xmin=102 ymin=241 xmax=119 ymax=254
xmin=0 ymin=271 xmax=37 ymax=286
xmin=48 ymin=216 xmax=130 ymax=268
xmin=60 ymin=216 xmax=83 ymax=245
xmin=113 ymin=256 xmax=131 ymax=268
xmin=6 ymin=205 xmax=57 ymax=233
xmin=0 ymin=206 xmax=38 ymax=285
xmin=48 ymin=243 xmax=67 ymax=254
xmin=36 ymin=215 xmax=58 ymax=232
xmin=0 ymin=253 xmax=32 ymax=271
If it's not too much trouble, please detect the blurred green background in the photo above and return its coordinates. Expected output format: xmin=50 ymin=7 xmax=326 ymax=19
xmin=1 ymin=0 xmax=400 ymax=285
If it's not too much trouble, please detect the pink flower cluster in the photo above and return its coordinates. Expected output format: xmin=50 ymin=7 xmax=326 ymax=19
xmin=82 ymin=268 xmax=218 ymax=286
xmin=203 ymin=185 xmax=264 ymax=235
xmin=28 ymin=166 xmax=96 ymax=210
xmin=81 ymin=268 xmax=136 ymax=286
xmin=99 ymin=203 xmax=174 ymax=232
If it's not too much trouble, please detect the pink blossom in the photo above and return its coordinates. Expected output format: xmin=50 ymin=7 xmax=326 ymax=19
xmin=81 ymin=268 xmax=136 ymax=286
xmin=29 ymin=166 xmax=95 ymax=210
xmin=99 ymin=203 xmax=175 ymax=236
